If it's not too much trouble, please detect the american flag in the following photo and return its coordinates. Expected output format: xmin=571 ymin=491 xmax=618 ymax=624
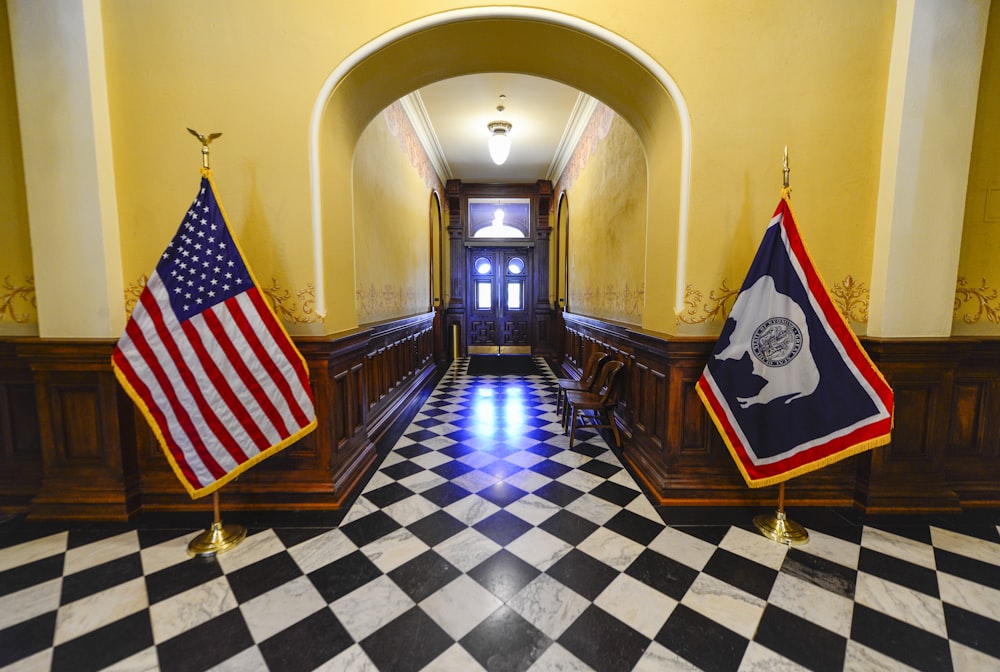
xmin=112 ymin=174 xmax=316 ymax=498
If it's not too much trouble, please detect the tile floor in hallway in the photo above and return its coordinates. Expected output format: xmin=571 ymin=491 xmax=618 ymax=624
xmin=1 ymin=356 xmax=1000 ymax=672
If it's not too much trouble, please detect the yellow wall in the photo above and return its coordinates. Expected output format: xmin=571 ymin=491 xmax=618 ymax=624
xmin=0 ymin=0 xmax=33 ymax=333
xmin=955 ymin=0 xmax=1000 ymax=335
xmin=563 ymin=107 xmax=647 ymax=325
xmin=353 ymin=104 xmax=432 ymax=323
xmin=4 ymin=1 xmax=998 ymax=339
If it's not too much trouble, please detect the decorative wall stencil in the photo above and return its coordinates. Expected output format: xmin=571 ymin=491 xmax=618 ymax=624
xmin=356 ymin=283 xmax=420 ymax=322
xmin=831 ymin=274 xmax=870 ymax=323
xmin=679 ymin=275 xmax=870 ymax=326
xmin=384 ymin=101 xmax=442 ymax=191
xmin=124 ymin=275 xmax=147 ymax=317
xmin=262 ymin=278 xmax=321 ymax=324
xmin=955 ymin=277 xmax=1000 ymax=324
xmin=575 ymin=282 xmax=644 ymax=320
xmin=0 ymin=275 xmax=36 ymax=323
xmin=677 ymin=281 xmax=739 ymax=325
xmin=553 ymin=103 xmax=615 ymax=193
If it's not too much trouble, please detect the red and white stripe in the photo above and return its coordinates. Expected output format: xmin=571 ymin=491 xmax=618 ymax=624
xmin=113 ymin=272 xmax=315 ymax=492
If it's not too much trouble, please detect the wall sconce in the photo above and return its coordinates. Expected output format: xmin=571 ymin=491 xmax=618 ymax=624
xmin=487 ymin=94 xmax=511 ymax=165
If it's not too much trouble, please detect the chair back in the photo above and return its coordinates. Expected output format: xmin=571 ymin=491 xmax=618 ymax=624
xmin=593 ymin=360 xmax=624 ymax=403
xmin=581 ymin=351 xmax=609 ymax=389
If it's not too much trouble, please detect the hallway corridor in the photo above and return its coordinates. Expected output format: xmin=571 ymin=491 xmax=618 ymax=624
xmin=1 ymin=357 xmax=999 ymax=671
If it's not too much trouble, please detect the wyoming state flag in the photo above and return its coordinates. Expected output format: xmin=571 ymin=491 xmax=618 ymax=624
xmin=696 ymin=195 xmax=893 ymax=488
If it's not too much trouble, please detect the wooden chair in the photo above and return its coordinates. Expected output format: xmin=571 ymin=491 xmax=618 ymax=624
xmin=563 ymin=359 xmax=625 ymax=449
xmin=556 ymin=351 xmax=609 ymax=414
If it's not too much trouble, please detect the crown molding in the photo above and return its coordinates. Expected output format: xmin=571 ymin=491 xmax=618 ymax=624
xmin=399 ymin=91 xmax=452 ymax=183
xmin=546 ymin=93 xmax=599 ymax=183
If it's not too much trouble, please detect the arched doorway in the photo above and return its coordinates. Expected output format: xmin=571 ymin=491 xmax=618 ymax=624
xmin=308 ymin=7 xmax=691 ymax=336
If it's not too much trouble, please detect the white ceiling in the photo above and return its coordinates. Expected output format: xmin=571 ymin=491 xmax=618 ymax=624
xmin=404 ymin=73 xmax=596 ymax=184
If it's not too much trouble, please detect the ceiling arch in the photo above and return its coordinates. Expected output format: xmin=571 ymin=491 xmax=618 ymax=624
xmin=310 ymin=7 xmax=690 ymax=332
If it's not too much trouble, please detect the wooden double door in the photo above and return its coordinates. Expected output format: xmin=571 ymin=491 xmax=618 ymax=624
xmin=467 ymin=247 xmax=533 ymax=354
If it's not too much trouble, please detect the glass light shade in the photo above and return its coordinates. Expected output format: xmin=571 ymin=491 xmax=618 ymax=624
xmin=487 ymin=120 xmax=512 ymax=165
xmin=488 ymin=132 xmax=511 ymax=165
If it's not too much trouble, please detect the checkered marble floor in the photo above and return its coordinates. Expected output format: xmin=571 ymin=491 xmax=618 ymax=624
xmin=2 ymin=356 xmax=1000 ymax=672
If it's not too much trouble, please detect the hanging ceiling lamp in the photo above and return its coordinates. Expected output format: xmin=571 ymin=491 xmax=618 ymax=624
xmin=487 ymin=94 xmax=512 ymax=165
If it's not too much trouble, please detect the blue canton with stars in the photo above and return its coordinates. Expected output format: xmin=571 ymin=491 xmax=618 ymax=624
xmin=156 ymin=178 xmax=253 ymax=322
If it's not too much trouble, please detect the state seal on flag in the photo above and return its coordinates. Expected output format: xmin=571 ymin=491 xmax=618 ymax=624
xmin=750 ymin=317 xmax=803 ymax=367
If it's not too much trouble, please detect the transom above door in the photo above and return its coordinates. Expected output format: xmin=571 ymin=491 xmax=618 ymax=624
xmin=467 ymin=247 xmax=533 ymax=355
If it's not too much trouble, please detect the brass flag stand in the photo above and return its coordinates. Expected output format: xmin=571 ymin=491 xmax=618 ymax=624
xmin=183 ymin=128 xmax=247 ymax=558
xmin=188 ymin=490 xmax=247 ymax=557
xmin=753 ymin=481 xmax=809 ymax=545
xmin=752 ymin=148 xmax=809 ymax=546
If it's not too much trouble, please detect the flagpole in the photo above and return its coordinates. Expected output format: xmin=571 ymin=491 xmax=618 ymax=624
xmin=180 ymin=128 xmax=246 ymax=558
xmin=751 ymin=147 xmax=808 ymax=546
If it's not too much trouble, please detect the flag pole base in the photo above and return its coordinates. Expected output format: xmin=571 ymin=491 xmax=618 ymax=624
xmin=753 ymin=509 xmax=809 ymax=546
xmin=187 ymin=521 xmax=246 ymax=557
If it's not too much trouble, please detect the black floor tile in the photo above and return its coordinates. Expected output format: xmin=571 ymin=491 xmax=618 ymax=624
xmin=755 ymin=604 xmax=847 ymax=672
xmin=156 ymin=609 xmax=254 ymax=672
xmin=655 ymin=604 xmax=748 ymax=672
xmin=406 ymin=510 xmax=468 ymax=547
xmin=538 ymin=510 xmax=598 ymax=546
xmin=944 ymin=602 xmax=1000 ymax=660
xmin=935 ymin=547 xmax=1000 ymax=591
xmin=308 ymin=550 xmax=383 ymax=603
xmin=50 ymin=611 xmax=153 ymax=672
xmin=60 ymin=553 xmax=144 ymax=604
xmin=558 ymin=605 xmax=650 ymax=672
xmin=702 ymin=548 xmax=778 ymax=600
xmin=0 ymin=553 xmax=64 ymax=598
xmin=0 ymin=611 xmax=57 ymax=667
xmin=467 ymin=549 xmax=541 ymax=601
xmin=781 ymin=547 xmax=857 ymax=600
xmin=259 ymin=607 xmax=354 ymax=672
xmin=420 ymin=482 xmax=473 ymax=508
xmin=460 ymin=605 xmax=552 ymax=672
xmin=624 ymin=549 xmax=700 ymax=601
xmin=362 ymin=607 xmax=455 ymax=672
xmin=589 ymin=480 xmax=640 ymax=507
xmin=339 ymin=510 xmax=403 ymax=547
xmin=388 ymin=550 xmax=461 ymax=602
xmin=226 ymin=551 xmax=303 ymax=603
xmin=850 ymin=604 xmax=952 ymax=672
xmin=545 ymin=549 xmax=619 ymax=601
xmin=858 ymin=547 xmax=940 ymax=598
xmin=603 ymin=509 xmax=665 ymax=546
xmin=473 ymin=510 xmax=533 ymax=546
xmin=145 ymin=555 xmax=225 ymax=605
xmin=475 ymin=481 xmax=529 ymax=508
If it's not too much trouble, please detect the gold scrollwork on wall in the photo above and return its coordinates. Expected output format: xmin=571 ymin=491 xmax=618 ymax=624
xmin=677 ymin=281 xmax=739 ymax=325
xmin=955 ymin=277 xmax=1000 ymax=324
xmin=0 ymin=275 xmax=36 ymax=323
xmin=124 ymin=275 xmax=147 ymax=316
xmin=679 ymin=274 xmax=871 ymax=325
xmin=124 ymin=275 xmax=320 ymax=324
xmin=830 ymin=274 xmax=870 ymax=324
xmin=356 ymin=283 xmax=419 ymax=321
xmin=261 ymin=279 xmax=321 ymax=324
xmin=577 ymin=283 xmax=644 ymax=319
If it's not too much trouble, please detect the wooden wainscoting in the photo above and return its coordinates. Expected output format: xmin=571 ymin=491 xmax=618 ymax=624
xmin=562 ymin=313 xmax=1000 ymax=512
xmin=0 ymin=312 xmax=440 ymax=521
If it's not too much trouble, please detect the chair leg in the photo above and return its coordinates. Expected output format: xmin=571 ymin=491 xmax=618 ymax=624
xmin=606 ymin=409 xmax=621 ymax=448
xmin=568 ymin=408 xmax=580 ymax=448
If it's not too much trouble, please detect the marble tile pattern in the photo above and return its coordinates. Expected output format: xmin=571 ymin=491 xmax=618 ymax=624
xmin=1 ymin=357 xmax=999 ymax=671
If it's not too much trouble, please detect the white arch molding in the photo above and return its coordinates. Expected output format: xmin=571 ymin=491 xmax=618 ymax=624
xmin=308 ymin=6 xmax=692 ymax=321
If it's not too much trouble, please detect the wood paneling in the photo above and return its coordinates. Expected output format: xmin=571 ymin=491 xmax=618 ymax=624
xmin=562 ymin=314 xmax=1000 ymax=512
xmin=0 ymin=312 xmax=437 ymax=520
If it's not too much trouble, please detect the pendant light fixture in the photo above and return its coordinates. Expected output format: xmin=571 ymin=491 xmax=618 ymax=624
xmin=487 ymin=94 xmax=512 ymax=165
